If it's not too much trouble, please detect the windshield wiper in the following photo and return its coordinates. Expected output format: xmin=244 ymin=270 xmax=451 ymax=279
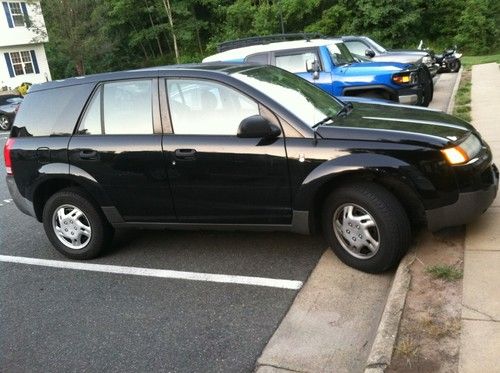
xmin=312 ymin=101 xmax=353 ymax=129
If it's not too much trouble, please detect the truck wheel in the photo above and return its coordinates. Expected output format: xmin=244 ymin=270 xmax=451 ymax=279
xmin=42 ymin=188 xmax=114 ymax=259
xmin=322 ymin=182 xmax=411 ymax=273
xmin=418 ymin=69 xmax=433 ymax=107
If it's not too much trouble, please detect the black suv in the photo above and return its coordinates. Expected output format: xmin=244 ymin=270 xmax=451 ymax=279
xmin=4 ymin=64 xmax=498 ymax=273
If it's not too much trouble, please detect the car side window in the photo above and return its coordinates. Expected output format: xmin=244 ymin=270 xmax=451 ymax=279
xmin=166 ymin=79 xmax=259 ymax=135
xmin=78 ymin=79 xmax=153 ymax=135
xmin=78 ymin=89 xmax=102 ymax=135
xmin=275 ymin=51 xmax=318 ymax=73
xmin=344 ymin=41 xmax=369 ymax=56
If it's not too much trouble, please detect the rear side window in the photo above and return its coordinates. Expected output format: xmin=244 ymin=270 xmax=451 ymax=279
xmin=78 ymin=79 xmax=153 ymax=135
xmin=12 ymin=83 xmax=94 ymax=137
xmin=245 ymin=53 xmax=269 ymax=65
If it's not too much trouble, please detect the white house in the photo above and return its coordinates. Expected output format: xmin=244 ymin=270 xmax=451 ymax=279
xmin=0 ymin=1 xmax=51 ymax=90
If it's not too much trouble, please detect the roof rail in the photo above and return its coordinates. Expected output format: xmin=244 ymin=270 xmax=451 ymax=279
xmin=217 ymin=33 xmax=326 ymax=53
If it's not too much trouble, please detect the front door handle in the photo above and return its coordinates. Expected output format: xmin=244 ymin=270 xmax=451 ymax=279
xmin=174 ymin=148 xmax=197 ymax=160
xmin=79 ymin=149 xmax=98 ymax=160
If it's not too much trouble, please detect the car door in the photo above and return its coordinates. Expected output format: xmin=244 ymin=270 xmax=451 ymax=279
xmin=161 ymin=77 xmax=291 ymax=224
xmin=68 ymin=78 xmax=176 ymax=222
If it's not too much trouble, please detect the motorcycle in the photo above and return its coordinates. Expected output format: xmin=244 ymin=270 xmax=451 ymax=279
xmin=417 ymin=41 xmax=462 ymax=73
xmin=434 ymin=46 xmax=462 ymax=73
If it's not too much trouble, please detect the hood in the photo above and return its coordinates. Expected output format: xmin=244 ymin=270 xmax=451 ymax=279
xmin=371 ymin=53 xmax=423 ymax=64
xmin=317 ymin=101 xmax=475 ymax=147
xmin=341 ymin=61 xmax=414 ymax=76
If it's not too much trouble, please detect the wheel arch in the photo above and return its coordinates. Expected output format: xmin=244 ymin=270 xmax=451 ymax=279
xmin=32 ymin=167 xmax=113 ymax=222
xmin=294 ymin=154 xmax=428 ymax=233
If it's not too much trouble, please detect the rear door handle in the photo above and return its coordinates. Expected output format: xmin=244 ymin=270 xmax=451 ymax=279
xmin=79 ymin=149 xmax=98 ymax=160
xmin=174 ymin=148 xmax=197 ymax=160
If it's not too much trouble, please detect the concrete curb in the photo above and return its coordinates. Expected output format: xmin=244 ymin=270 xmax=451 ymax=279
xmin=447 ymin=68 xmax=463 ymax=114
xmin=364 ymin=253 xmax=414 ymax=373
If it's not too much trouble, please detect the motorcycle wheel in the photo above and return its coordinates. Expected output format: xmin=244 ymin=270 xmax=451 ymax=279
xmin=449 ymin=59 xmax=461 ymax=73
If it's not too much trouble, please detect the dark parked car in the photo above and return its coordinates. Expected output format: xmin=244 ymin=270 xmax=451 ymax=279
xmin=341 ymin=36 xmax=438 ymax=77
xmin=0 ymin=94 xmax=23 ymax=131
xmin=4 ymin=64 xmax=498 ymax=273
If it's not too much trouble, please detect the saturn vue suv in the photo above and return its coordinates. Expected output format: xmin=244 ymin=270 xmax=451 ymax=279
xmin=4 ymin=64 xmax=498 ymax=273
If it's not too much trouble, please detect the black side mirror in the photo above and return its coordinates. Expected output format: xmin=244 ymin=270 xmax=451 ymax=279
xmin=365 ymin=49 xmax=375 ymax=58
xmin=237 ymin=115 xmax=281 ymax=139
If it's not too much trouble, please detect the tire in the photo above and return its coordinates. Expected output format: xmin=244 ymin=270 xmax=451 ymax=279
xmin=449 ymin=59 xmax=461 ymax=73
xmin=0 ymin=114 xmax=10 ymax=131
xmin=321 ymin=182 xmax=411 ymax=273
xmin=42 ymin=188 xmax=114 ymax=259
xmin=418 ymin=69 xmax=433 ymax=107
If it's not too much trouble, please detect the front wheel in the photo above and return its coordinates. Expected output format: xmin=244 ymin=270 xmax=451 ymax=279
xmin=322 ymin=182 xmax=412 ymax=273
xmin=43 ymin=188 xmax=114 ymax=259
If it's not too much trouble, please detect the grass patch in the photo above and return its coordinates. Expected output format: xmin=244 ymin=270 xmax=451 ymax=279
xmin=453 ymin=68 xmax=472 ymax=122
xmin=425 ymin=265 xmax=463 ymax=281
xmin=395 ymin=336 xmax=419 ymax=367
xmin=462 ymin=54 xmax=500 ymax=68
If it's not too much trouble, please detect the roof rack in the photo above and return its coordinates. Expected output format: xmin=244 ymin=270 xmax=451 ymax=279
xmin=217 ymin=33 xmax=326 ymax=53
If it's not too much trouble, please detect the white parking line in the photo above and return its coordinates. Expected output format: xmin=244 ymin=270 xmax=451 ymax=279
xmin=3 ymin=199 xmax=12 ymax=203
xmin=0 ymin=255 xmax=303 ymax=290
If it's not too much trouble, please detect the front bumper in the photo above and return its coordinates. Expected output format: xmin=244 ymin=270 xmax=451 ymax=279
xmin=6 ymin=175 xmax=36 ymax=218
xmin=426 ymin=164 xmax=499 ymax=231
xmin=398 ymin=94 xmax=418 ymax=105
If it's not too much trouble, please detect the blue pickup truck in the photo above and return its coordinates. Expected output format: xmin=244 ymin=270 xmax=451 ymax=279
xmin=203 ymin=35 xmax=433 ymax=106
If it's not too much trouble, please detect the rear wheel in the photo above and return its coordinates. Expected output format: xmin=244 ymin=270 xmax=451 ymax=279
xmin=322 ymin=182 xmax=412 ymax=273
xmin=0 ymin=114 xmax=10 ymax=131
xmin=449 ymin=59 xmax=461 ymax=73
xmin=42 ymin=188 xmax=114 ymax=259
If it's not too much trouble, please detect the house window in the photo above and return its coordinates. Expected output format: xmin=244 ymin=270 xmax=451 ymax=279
xmin=10 ymin=51 xmax=34 ymax=75
xmin=8 ymin=2 xmax=25 ymax=27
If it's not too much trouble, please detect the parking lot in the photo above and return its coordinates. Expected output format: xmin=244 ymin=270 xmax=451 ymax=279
xmin=0 ymin=72 xmax=458 ymax=372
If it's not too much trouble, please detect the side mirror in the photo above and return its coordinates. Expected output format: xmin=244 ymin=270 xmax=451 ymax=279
xmin=365 ymin=49 xmax=375 ymax=58
xmin=305 ymin=58 xmax=320 ymax=80
xmin=237 ymin=115 xmax=281 ymax=139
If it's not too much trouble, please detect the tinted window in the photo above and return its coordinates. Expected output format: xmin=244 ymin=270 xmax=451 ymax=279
xmin=246 ymin=53 xmax=268 ymax=65
xmin=12 ymin=83 xmax=94 ymax=137
xmin=78 ymin=89 xmax=102 ymax=135
xmin=103 ymin=80 xmax=152 ymax=135
xmin=167 ymin=79 xmax=259 ymax=135
xmin=275 ymin=51 xmax=318 ymax=73
xmin=344 ymin=41 xmax=369 ymax=56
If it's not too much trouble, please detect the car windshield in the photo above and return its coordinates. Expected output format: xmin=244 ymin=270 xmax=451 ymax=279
xmin=327 ymin=43 xmax=355 ymax=66
xmin=231 ymin=66 xmax=343 ymax=127
xmin=364 ymin=37 xmax=387 ymax=53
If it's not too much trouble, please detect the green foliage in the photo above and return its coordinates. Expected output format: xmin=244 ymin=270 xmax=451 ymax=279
xmin=40 ymin=0 xmax=500 ymax=79
xmin=454 ymin=0 xmax=499 ymax=54
xmin=425 ymin=265 xmax=463 ymax=281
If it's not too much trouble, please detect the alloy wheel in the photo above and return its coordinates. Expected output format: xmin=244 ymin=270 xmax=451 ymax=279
xmin=0 ymin=115 xmax=9 ymax=131
xmin=52 ymin=204 xmax=92 ymax=250
xmin=333 ymin=203 xmax=380 ymax=259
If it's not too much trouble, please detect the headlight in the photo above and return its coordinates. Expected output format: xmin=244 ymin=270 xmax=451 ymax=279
xmin=422 ymin=56 xmax=432 ymax=64
xmin=392 ymin=71 xmax=418 ymax=85
xmin=441 ymin=134 xmax=482 ymax=165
